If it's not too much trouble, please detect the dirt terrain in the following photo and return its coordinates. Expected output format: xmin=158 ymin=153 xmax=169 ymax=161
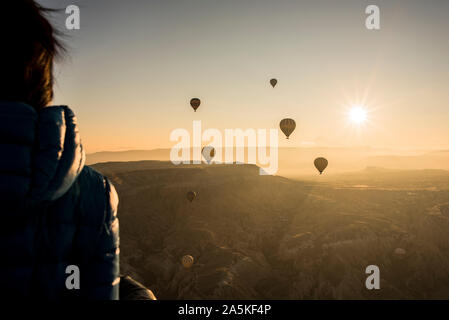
xmin=93 ymin=161 xmax=449 ymax=299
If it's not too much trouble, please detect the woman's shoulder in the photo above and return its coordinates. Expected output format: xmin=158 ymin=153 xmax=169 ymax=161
xmin=74 ymin=166 xmax=119 ymax=226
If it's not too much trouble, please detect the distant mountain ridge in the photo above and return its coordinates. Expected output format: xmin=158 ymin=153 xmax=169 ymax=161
xmin=86 ymin=147 xmax=449 ymax=177
xmin=87 ymin=149 xmax=170 ymax=165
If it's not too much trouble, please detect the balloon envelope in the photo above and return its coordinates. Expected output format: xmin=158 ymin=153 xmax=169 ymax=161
xmin=190 ymin=98 xmax=201 ymax=112
xmin=314 ymin=157 xmax=328 ymax=174
xmin=270 ymin=78 xmax=277 ymax=88
xmin=279 ymin=118 xmax=296 ymax=139
xmin=186 ymin=191 xmax=197 ymax=202
xmin=201 ymin=146 xmax=216 ymax=164
xmin=182 ymin=255 xmax=194 ymax=268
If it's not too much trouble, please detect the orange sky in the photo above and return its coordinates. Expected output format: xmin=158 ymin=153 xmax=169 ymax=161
xmin=41 ymin=0 xmax=449 ymax=153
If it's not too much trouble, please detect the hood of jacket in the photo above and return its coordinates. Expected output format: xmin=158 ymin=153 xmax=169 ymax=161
xmin=0 ymin=101 xmax=85 ymax=212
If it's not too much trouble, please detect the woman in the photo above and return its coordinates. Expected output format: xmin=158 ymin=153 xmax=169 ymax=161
xmin=0 ymin=1 xmax=121 ymax=299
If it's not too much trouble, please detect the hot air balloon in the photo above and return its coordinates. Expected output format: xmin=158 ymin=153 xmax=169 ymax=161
xmin=201 ymin=146 xmax=216 ymax=164
xmin=186 ymin=191 xmax=197 ymax=202
xmin=270 ymin=78 xmax=277 ymax=88
xmin=182 ymin=255 xmax=194 ymax=268
xmin=394 ymin=248 xmax=406 ymax=256
xmin=314 ymin=157 xmax=328 ymax=175
xmin=190 ymin=98 xmax=201 ymax=112
xmin=279 ymin=118 xmax=296 ymax=139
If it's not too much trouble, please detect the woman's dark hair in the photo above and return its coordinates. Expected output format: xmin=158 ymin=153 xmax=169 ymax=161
xmin=0 ymin=1 xmax=65 ymax=109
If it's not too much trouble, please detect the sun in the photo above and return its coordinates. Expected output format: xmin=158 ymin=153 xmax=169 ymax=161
xmin=348 ymin=106 xmax=367 ymax=124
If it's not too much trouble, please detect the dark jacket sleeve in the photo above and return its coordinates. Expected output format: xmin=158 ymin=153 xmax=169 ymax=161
xmin=87 ymin=177 xmax=120 ymax=299
xmin=75 ymin=167 xmax=120 ymax=300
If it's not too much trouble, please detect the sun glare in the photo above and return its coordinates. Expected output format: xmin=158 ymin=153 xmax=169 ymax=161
xmin=349 ymin=106 xmax=367 ymax=124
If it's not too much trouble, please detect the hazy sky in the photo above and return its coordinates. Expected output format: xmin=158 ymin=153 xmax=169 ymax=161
xmin=39 ymin=0 xmax=449 ymax=153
